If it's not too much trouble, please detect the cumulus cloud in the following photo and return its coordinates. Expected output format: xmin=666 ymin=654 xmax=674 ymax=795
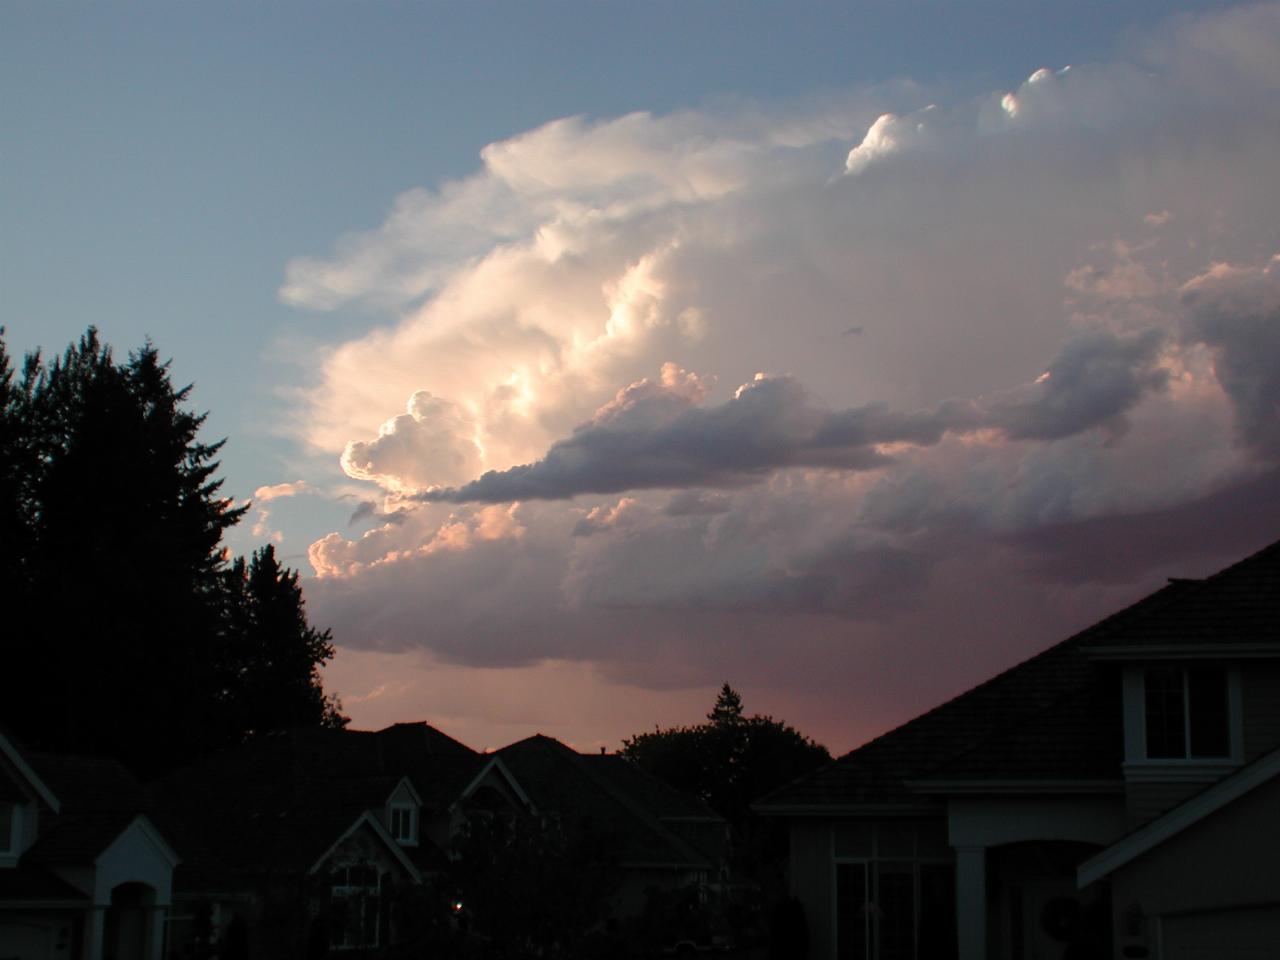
xmin=288 ymin=4 xmax=1280 ymax=740
xmin=342 ymin=390 xmax=482 ymax=493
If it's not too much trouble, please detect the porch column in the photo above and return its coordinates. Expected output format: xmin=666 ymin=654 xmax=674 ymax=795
xmin=148 ymin=907 xmax=167 ymax=960
xmin=86 ymin=906 xmax=106 ymax=960
xmin=955 ymin=845 xmax=986 ymax=960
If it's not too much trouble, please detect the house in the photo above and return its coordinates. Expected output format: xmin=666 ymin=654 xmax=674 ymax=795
xmin=149 ymin=721 xmax=530 ymax=958
xmin=497 ymin=735 xmax=728 ymax=919
xmin=149 ymin=723 xmax=725 ymax=955
xmin=0 ymin=730 xmax=181 ymax=960
xmin=755 ymin=538 xmax=1280 ymax=960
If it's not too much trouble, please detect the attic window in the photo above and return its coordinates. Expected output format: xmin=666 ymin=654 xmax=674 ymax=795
xmin=1144 ymin=663 xmax=1230 ymax=759
xmin=389 ymin=805 xmax=416 ymax=845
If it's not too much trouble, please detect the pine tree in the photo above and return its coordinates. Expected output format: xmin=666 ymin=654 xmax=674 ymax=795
xmin=0 ymin=327 xmax=342 ymax=774
xmin=221 ymin=545 xmax=347 ymax=737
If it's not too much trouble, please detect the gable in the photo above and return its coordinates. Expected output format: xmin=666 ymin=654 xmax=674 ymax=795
xmin=309 ymin=812 xmax=422 ymax=884
xmin=93 ymin=815 xmax=181 ymax=905
xmin=458 ymin=757 xmax=534 ymax=815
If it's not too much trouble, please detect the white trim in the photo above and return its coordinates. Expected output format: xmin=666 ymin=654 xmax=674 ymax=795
xmin=386 ymin=775 xmax=422 ymax=808
xmin=1123 ymin=666 xmax=1145 ymax=763
xmin=1086 ymin=643 xmax=1280 ymax=660
xmin=0 ymin=733 xmax=61 ymax=812
xmin=1122 ymin=761 xmax=1239 ymax=783
xmin=1125 ymin=662 xmax=1242 ymax=764
xmin=307 ymin=810 xmax=423 ymax=883
xmin=94 ymin=814 xmax=182 ymax=870
xmin=1078 ymin=745 xmax=1280 ymax=888
xmin=455 ymin=757 xmax=535 ymax=814
xmin=388 ymin=803 xmax=417 ymax=846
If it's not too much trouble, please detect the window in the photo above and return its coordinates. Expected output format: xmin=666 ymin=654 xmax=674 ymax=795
xmin=834 ymin=821 xmax=956 ymax=960
xmin=1143 ymin=663 xmax=1230 ymax=759
xmin=330 ymin=864 xmax=382 ymax=950
xmin=389 ymin=805 xmax=416 ymax=844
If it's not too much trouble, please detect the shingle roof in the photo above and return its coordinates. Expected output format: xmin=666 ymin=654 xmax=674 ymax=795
xmin=581 ymin=754 xmax=721 ymax=821
xmin=497 ymin=735 xmax=719 ymax=869
xmin=760 ymin=538 xmax=1280 ymax=812
xmin=148 ymin=723 xmax=480 ymax=885
xmin=1077 ymin=538 xmax=1280 ymax=650
xmin=0 ymin=864 xmax=89 ymax=903
xmin=24 ymin=752 xmax=151 ymax=864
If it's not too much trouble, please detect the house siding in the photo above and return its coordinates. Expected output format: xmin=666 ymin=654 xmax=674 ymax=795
xmin=1241 ymin=661 xmax=1280 ymax=761
xmin=1125 ymin=779 xmax=1218 ymax=828
xmin=1110 ymin=774 xmax=1280 ymax=959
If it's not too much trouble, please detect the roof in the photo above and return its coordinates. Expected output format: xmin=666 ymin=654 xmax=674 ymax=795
xmin=581 ymin=754 xmax=722 ymax=822
xmin=757 ymin=539 xmax=1280 ymax=813
xmin=497 ymin=735 xmax=721 ymax=870
xmin=24 ymin=752 xmax=152 ymax=865
xmin=1079 ymin=537 xmax=1280 ymax=653
xmin=0 ymin=864 xmax=89 ymax=904
xmin=149 ymin=722 xmax=481 ymax=884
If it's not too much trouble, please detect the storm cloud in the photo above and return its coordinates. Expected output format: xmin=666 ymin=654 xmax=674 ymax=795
xmin=292 ymin=4 xmax=1280 ymax=751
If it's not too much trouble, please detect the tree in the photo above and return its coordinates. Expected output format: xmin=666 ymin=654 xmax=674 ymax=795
xmin=221 ymin=545 xmax=347 ymax=736
xmin=622 ymin=684 xmax=830 ymax=884
xmin=624 ymin=684 xmax=828 ymax=823
xmin=0 ymin=327 xmax=342 ymax=774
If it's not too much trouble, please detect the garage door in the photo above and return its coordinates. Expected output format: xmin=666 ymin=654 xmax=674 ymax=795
xmin=1162 ymin=905 xmax=1280 ymax=960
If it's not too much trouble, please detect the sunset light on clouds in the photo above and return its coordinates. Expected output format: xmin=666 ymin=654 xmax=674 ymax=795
xmin=8 ymin=0 xmax=1280 ymax=753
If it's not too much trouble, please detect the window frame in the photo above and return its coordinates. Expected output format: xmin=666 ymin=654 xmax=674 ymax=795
xmin=388 ymin=803 xmax=417 ymax=846
xmin=1122 ymin=661 xmax=1242 ymax=766
xmin=830 ymin=820 xmax=956 ymax=960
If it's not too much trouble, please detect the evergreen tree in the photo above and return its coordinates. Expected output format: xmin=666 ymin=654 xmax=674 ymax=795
xmin=221 ymin=545 xmax=347 ymax=737
xmin=0 ymin=327 xmax=342 ymax=774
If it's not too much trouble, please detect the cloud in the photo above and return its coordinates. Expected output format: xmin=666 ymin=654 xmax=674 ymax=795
xmin=416 ymin=370 xmax=981 ymax=504
xmin=986 ymin=329 xmax=1170 ymax=441
xmin=254 ymin=480 xmax=309 ymax=502
xmin=288 ymin=5 xmax=1280 ymax=737
xmin=341 ymin=390 xmax=482 ymax=493
xmin=1180 ymin=255 xmax=1280 ymax=455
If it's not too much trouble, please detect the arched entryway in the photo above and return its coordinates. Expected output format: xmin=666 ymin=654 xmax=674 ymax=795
xmin=989 ymin=840 xmax=1110 ymax=960
xmin=103 ymin=882 xmax=155 ymax=960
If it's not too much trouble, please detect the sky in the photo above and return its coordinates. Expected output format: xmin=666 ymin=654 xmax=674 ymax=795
xmin=6 ymin=1 xmax=1280 ymax=754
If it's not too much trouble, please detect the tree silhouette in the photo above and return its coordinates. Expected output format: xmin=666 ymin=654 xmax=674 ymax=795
xmin=623 ymin=683 xmax=829 ymax=834
xmin=0 ymin=327 xmax=342 ymax=774
xmin=222 ymin=545 xmax=346 ymax=737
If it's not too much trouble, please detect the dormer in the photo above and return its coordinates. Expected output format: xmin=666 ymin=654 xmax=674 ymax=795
xmin=1119 ymin=659 xmax=1243 ymax=770
xmin=1088 ymin=644 xmax=1280 ymax=825
xmin=383 ymin=776 xmax=422 ymax=847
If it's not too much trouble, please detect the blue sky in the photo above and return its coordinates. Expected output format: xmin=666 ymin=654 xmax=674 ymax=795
xmin=5 ymin=1 xmax=1279 ymax=751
